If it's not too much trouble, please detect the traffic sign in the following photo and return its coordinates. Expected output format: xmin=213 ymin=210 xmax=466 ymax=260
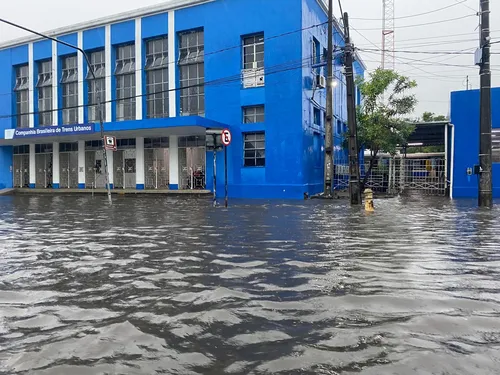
xmin=104 ymin=135 xmax=117 ymax=151
xmin=221 ymin=129 xmax=232 ymax=146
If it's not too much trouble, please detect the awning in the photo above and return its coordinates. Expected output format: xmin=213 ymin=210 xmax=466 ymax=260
xmin=406 ymin=121 xmax=449 ymax=147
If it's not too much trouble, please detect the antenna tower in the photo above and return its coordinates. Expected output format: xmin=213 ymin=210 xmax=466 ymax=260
xmin=382 ymin=0 xmax=395 ymax=69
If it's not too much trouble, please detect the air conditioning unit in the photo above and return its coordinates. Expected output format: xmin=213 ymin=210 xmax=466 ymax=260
xmin=316 ymin=74 xmax=326 ymax=89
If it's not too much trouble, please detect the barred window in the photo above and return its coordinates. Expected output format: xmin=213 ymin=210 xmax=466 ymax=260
xmin=243 ymin=106 xmax=265 ymax=123
xmin=178 ymin=30 xmax=204 ymax=116
xmin=61 ymin=55 xmax=78 ymax=124
xmin=36 ymin=61 xmax=53 ymax=126
xmin=87 ymin=50 xmax=106 ymax=123
xmin=115 ymin=44 xmax=136 ymax=121
xmin=14 ymin=65 xmax=29 ymax=129
xmin=243 ymin=34 xmax=264 ymax=70
xmin=146 ymin=37 xmax=169 ymax=118
xmin=492 ymin=129 xmax=500 ymax=163
xmin=243 ymin=132 xmax=265 ymax=167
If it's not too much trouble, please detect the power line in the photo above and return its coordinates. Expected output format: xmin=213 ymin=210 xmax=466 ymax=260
xmin=1 ymin=53 xmax=332 ymax=120
xmin=453 ymin=0 xmax=477 ymax=13
xmin=359 ymin=47 xmax=477 ymax=55
xmin=351 ymin=1 xmax=470 ymax=21
xmin=354 ymin=14 xmax=477 ymax=31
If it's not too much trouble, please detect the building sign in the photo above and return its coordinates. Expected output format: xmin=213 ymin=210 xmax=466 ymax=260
xmin=4 ymin=124 xmax=95 ymax=140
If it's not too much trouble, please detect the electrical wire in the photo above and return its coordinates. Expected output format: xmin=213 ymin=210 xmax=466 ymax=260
xmin=354 ymin=14 xmax=477 ymax=31
xmin=351 ymin=1 xmax=471 ymax=21
xmin=1 ymin=52 xmax=339 ymax=120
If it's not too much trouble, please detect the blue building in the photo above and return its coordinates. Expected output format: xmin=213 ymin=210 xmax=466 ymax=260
xmin=0 ymin=0 xmax=364 ymax=199
xmin=450 ymin=87 xmax=500 ymax=198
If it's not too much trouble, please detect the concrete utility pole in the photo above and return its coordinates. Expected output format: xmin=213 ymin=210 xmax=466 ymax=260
xmin=323 ymin=0 xmax=334 ymax=197
xmin=343 ymin=12 xmax=362 ymax=205
xmin=0 ymin=18 xmax=113 ymax=205
xmin=478 ymin=0 xmax=492 ymax=207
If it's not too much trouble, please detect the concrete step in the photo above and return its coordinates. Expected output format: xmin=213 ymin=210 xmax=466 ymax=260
xmin=0 ymin=188 xmax=14 ymax=196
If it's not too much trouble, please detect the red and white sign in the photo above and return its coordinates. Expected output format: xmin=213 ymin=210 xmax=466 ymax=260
xmin=221 ymin=129 xmax=232 ymax=146
xmin=104 ymin=135 xmax=117 ymax=151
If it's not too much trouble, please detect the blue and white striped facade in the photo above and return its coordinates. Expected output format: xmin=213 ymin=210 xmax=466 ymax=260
xmin=0 ymin=0 xmax=364 ymax=199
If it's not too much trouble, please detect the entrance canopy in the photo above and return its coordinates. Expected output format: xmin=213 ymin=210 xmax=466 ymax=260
xmin=406 ymin=121 xmax=449 ymax=147
xmin=0 ymin=116 xmax=228 ymax=146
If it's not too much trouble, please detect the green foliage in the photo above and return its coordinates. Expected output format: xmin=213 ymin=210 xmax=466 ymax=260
xmin=345 ymin=68 xmax=417 ymax=157
xmin=421 ymin=112 xmax=448 ymax=122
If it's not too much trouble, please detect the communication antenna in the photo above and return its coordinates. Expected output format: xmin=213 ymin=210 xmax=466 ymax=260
xmin=382 ymin=0 xmax=395 ymax=69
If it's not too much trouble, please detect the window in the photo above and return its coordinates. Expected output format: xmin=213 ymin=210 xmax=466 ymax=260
xmin=492 ymin=129 xmax=500 ymax=163
xmin=178 ymin=135 xmax=206 ymax=148
xmin=336 ymin=120 xmax=342 ymax=134
xmin=13 ymin=145 xmax=29 ymax=154
xmin=178 ymin=30 xmax=204 ymax=116
xmin=243 ymin=106 xmax=265 ymax=124
xmin=243 ymin=34 xmax=264 ymax=69
xmin=36 ymin=61 xmax=53 ymax=126
xmin=145 ymin=137 xmax=169 ymax=149
xmin=313 ymin=107 xmax=321 ymax=126
xmin=115 ymin=44 xmax=136 ymax=121
xmin=243 ymin=132 xmax=265 ymax=167
xmin=61 ymin=55 xmax=78 ymax=124
xmin=145 ymin=37 xmax=169 ymax=118
xmin=14 ymin=65 xmax=29 ymax=128
xmin=116 ymin=138 xmax=136 ymax=149
xmin=85 ymin=140 xmax=103 ymax=150
xmin=87 ymin=50 xmax=106 ymax=123
xmin=312 ymin=38 xmax=321 ymax=66
xmin=59 ymin=142 xmax=78 ymax=152
xmin=35 ymin=143 xmax=53 ymax=153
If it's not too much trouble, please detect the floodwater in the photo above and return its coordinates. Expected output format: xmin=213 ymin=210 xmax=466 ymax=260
xmin=0 ymin=195 xmax=499 ymax=375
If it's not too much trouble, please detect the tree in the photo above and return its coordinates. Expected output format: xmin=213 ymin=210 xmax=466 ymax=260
xmin=350 ymin=68 xmax=418 ymax=186
xmin=421 ymin=112 xmax=448 ymax=122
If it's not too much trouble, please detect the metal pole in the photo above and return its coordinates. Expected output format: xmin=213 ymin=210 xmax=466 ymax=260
xmin=343 ymin=12 xmax=362 ymax=205
xmin=479 ymin=0 xmax=492 ymax=207
xmin=323 ymin=0 xmax=334 ymax=197
xmin=0 ymin=17 xmax=112 ymax=204
xmin=213 ymin=135 xmax=217 ymax=207
xmin=224 ymin=146 xmax=228 ymax=208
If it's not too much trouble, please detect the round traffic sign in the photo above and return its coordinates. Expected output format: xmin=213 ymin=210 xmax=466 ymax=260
xmin=221 ymin=129 xmax=232 ymax=146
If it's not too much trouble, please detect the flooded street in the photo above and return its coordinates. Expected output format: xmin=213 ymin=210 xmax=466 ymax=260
xmin=0 ymin=195 xmax=499 ymax=374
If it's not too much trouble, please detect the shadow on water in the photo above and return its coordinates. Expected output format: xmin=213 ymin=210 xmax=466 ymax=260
xmin=0 ymin=195 xmax=499 ymax=374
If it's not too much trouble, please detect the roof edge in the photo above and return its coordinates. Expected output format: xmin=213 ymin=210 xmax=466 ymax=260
xmin=0 ymin=0 xmax=213 ymax=50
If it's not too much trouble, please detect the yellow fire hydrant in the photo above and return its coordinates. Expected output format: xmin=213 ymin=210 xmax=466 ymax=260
xmin=364 ymin=188 xmax=374 ymax=212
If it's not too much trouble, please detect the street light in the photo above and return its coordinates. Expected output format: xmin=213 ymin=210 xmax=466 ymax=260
xmin=0 ymin=18 xmax=112 ymax=204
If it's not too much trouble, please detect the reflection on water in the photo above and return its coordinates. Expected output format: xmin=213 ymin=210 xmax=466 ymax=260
xmin=0 ymin=195 xmax=499 ymax=374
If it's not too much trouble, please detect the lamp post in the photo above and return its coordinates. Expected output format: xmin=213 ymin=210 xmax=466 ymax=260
xmin=0 ymin=18 xmax=112 ymax=204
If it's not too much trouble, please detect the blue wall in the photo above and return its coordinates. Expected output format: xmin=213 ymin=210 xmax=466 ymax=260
xmin=450 ymin=87 xmax=500 ymax=198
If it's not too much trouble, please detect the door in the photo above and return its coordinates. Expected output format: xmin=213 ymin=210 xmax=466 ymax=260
xmin=114 ymin=150 xmax=124 ymax=189
xmin=13 ymin=154 xmax=29 ymax=188
xmin=179 ymin=147 xmax=206 ymax=190
xmin=123 ymin=149 xmax=136 ymax=189
xmin=85 ymin=150 xmax=106 ymax=188
xmin=60 ymin=152 xmax=79 ymax=188
xmin=35 ymin=153 xmax=53 ymax=188
xmin=145 ymin=148 xmax=169 ymax=189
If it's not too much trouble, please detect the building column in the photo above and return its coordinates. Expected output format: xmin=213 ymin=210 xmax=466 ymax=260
xmin=28 ymin=43 xmax=35 ymax=128
xmin=106 ymin=149 xmax=114 ymax=189
xmin=77 ymin=31 xmax=84 ymax=124
xmin=169 ymin=135 xmax=179 ymax=190
xmin=168 ymin=11 xmax=176 ymax=117
xmin=105 ymin=25 xmax=112 ymax=123
xmin=136 ymin=137 xmax=145 ymax=190
xmin=29 ymin=144 xmax=36 ymax=188
xmin=52 ymin=41 xmax=58 ymax=126
xmin=78 ymin=140 xmax=85 ymax=188
xmin=135 ymin=18 xmax=143 ymax=120
xmin=52 ymin=142 xmax=60 ymax=188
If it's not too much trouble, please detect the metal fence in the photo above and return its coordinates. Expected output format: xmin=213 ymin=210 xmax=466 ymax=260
xmin=334 ymin=154 xmax=448 ymax=196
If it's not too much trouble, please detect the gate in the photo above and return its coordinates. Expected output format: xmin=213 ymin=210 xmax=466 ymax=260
xmin=13 ymin=154 xmax=29 ymax=188
xmin=114 ymin=149 xmax=136 ymax=189
xmin=85 ymin=149 xmax=107 ymax=188
xmin=60 ymin=152 xmax=79 ymax=188
xmin=179 ymin=146 xmax=206 ymax=189
xmin=35 ymin=153 xmax=53 ymax=188
xmin=145 ymin=148 xmax=169 ymax=189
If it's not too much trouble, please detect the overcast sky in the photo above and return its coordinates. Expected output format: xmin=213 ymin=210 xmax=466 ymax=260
xmin=1 ymin=0 xmax=498 ymax=117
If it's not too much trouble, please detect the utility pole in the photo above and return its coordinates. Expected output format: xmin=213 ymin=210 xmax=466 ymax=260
xmin=343 ymin=12 xmax=361 ymax=205
xmin=478 ymin=0 xmax=492 ymax=207
xmin=323 ymin=0 xmax=334 ymax=197
xmin=0 ymin=18 xmax=112 ymax=205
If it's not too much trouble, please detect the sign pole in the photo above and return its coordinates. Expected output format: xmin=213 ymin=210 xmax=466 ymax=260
xmin=224 ymin=145 xmax=228 ymax=208
xmin=213 ymin=134 xmax=217 ymax=207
